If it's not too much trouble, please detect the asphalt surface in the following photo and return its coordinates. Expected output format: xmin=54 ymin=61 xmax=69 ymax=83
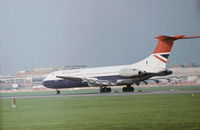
xmin=1 ymin=90 xmax=200 ymax=99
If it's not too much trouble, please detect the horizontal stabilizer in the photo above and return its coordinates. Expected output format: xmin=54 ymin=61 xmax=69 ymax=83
xmin=181 ymin=36 xmax=200 ymax=39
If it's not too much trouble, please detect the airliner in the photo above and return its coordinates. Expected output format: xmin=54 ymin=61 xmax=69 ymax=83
xmin=42 ymin=35 xmax=200 ymax=94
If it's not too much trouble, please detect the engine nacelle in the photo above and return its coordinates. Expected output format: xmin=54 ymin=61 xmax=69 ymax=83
xmin=119 ymin=68 xmax=145 ymax=77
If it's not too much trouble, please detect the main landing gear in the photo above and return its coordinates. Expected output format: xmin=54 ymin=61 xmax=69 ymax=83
xmin=100 ymin=87 xmax=112 ymax=93
xmin=56 ymin=90 xmax=60 ymax=94
xmin=122 ymin=85 xmax=134 ymax=92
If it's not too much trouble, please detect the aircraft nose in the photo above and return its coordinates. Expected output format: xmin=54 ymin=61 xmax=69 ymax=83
xmin=42 ymin=80 xmax=49 ymax=87
xmin=42 ymin=79 xmax=56 ymax=88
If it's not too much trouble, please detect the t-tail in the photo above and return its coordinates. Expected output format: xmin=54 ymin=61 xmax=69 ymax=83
xmin=134 ymin=35 xmax=200 ymax=72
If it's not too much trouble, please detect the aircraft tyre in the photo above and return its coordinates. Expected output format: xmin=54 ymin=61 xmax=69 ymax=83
xmin=100 ymin=87 xmax=111 ymax=93
xmin=107 ymin=87 xmax=111 ymax=92
xmin=122 ymin=87 xmax=127 ymax=92
xmin=122 ymin=86 xmax=134 ymax=92
xmin=56 ymin=90 xmax=60 ymax=94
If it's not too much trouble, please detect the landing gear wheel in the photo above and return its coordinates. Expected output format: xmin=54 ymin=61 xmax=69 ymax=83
xmin=122 ymin=86 xmax=134 ymax=92
xmin=122 ymin=87 xmax=127 ymax=92
xmin=56 ymin=90 xmax=60 ymax=94
xmin=100 ymin=88 xmax=104 ymax=93
xmin=107 ymin=87 xmax=111 ymax=92
xmin=100 ymin=87 xmax=111 ymax=93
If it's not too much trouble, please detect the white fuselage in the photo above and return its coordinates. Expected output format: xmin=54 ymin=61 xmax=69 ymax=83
xmin=42 ymin=57 xmax=167 ymax=89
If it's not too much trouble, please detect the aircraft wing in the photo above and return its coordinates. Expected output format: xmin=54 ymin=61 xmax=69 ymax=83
xmin=56 ymin=76 xmax=117 ymax=87
xmin=56 ymin=74 xmax=199 ymax=86
xmin=147 ymin=74 xmax=200 ymax=84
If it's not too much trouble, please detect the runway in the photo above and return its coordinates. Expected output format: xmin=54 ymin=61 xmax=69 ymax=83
xmin=1 ymin=90 xmax=200 ymax=99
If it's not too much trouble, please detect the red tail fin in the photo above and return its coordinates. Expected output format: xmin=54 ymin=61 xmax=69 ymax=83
xmin=153 ymin=35 xmax=184 ymax=54
xmin=151 ymin=35 xmax=200 ymax=66
xmin=134 ymin=35 xmax=200 ymax=71
xmin=153 ymin=35 xmax=200 ymax=54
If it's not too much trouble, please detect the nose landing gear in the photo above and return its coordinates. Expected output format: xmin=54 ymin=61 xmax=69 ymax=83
xmin=56 ymin=90 xmax=60 ymax=94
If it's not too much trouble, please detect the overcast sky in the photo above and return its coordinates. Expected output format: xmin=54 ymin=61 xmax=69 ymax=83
xmin=0 ymin=0 xmax=200 ymax=75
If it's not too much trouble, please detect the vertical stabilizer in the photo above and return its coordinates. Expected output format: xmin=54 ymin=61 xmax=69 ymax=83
xmin=152 ymin=35 xmax=184 ymax=66
xmin=134 ymin=35 xmax=200 ymax=72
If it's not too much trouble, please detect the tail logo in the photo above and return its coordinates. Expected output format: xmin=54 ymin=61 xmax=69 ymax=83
xmin=153 ymin=53 xmax=169 ymax=63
